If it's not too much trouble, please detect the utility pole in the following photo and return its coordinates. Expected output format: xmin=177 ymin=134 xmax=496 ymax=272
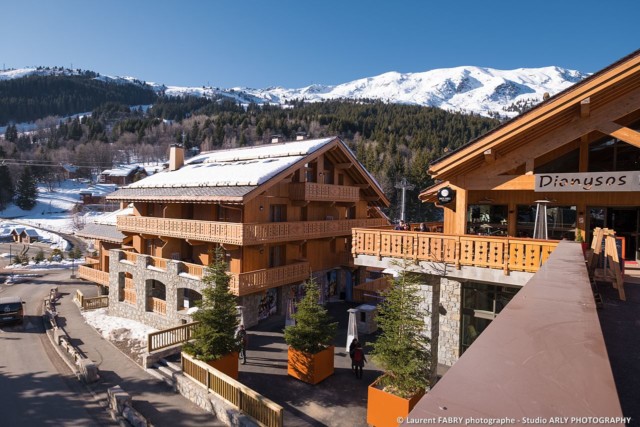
xmin=395 ymin=177 xmax=415 ymax=222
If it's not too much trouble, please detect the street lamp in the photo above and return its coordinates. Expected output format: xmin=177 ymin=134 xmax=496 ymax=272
xmin=70 ymin=255 xmax=76 ymax=279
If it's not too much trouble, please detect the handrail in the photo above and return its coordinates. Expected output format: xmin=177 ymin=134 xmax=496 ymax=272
xmin=182 ymin=352 xmax=283 ymax=427
xmin=117 ymin=215 xmax=388 ymax=246
xmin=82 ymin=295 xmax=109 ymax=310
xmin=78 ymin=265 xmax=110 ymax=286
xmin=352 ymin=228 xmax=558 ymax=274
xmin=147 ymin=322 xmax=200 ymax=353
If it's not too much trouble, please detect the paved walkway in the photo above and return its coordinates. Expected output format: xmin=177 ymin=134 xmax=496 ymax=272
xmin=236 ymin=302 xmax=383 ymax=427
xmin=52 ymin=270 xmax=385 ymax=426
xmin=48 ymin=271 xmax=223 ymax=427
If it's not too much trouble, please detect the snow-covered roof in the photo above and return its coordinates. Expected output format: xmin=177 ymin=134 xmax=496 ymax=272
xmin=77 ymin=223 xmax=125 ymax=243
xmin=101 ymin=165 xmax=144 ymax=177
xmin=62 ymin=164 xmax=78 ymax=173
xmin=10 ymin=227 xmax=25 ymax=234
xmin=92 ymin=206 xmax=134 ymax=226
xmin=23 ymin=229 xmax=40 ymax=237
xmin=127 ymin=137 xmax=334 ymax=189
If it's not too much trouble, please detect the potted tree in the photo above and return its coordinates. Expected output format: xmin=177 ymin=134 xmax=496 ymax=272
xmin=367 ymin=268 xmax=432 ymax=427
xmin=284 ymin=276 xmax=337 ymax=384
xmin=183 ymin=248 xmax=241 ymax=379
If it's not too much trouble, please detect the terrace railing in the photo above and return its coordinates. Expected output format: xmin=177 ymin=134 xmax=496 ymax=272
xmin=352 ymin=228 xmax=557 ymax=274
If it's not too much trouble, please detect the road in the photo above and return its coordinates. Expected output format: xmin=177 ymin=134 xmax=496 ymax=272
xmin=0 ymin=269 xmax=114 ymax=426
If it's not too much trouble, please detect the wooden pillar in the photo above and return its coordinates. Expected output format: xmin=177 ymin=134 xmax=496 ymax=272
xmin=453 ymin=186 xmax=467 ymax=235
xmin=508 ymin=200 xmax=517 ymax=237
xmin=579 ymin=135 xmax=590 ymax=172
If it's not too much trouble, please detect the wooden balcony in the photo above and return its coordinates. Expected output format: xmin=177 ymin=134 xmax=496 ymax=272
xmin=148 ymin=297 xmax=167 ymax=315
xmin=84 ymin=256 xmax=100 ymax=265
xmin=353 ymin=277 xmax=391 ymax=303
xmin=123 ymin=278 xmax=136 ymax=304
xmin=176 ymin=259 xmax=311 ymax=297
xmin=78 ymin=265 xmax=110 ymax=286
xmin=117 ymin=215 xmax=388 ymax=245
xmin=352 ymin=228 xmax=558 ymax=274
xmin=229 ymin=261 xmax=311 ymax=296
xmin=289 ymin=182 xmax=360 ymax=202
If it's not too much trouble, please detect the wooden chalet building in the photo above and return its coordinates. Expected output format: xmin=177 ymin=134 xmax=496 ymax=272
xmin=352 ymin=49 xmax=640 ymax=368
xmin=79 ymin=137 xmax=389 ymax=329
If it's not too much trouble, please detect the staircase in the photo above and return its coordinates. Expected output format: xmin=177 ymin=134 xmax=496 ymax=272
xmin=146 ymin=358 xmax=181 ymax=388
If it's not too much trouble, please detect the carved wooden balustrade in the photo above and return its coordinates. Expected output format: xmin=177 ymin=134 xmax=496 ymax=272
xmin=117 ymin=215 xmax=388 ymax=245
xmin=78 ymin=265 xmax=110 ymax=286
xmin=352 ymin=228 xmax=557 ymax=274
xmin=148 ymin=297 xmax=167 ymax=315
xmin=289 ymin=182 xmax=361 ymax=202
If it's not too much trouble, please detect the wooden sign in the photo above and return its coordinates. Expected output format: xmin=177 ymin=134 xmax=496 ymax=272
xmin=535 ymin=171 xmax=640 ymax=192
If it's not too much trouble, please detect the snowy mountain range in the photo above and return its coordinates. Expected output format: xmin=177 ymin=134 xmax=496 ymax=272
xmin=0 ymin=65 xmax=589 ymax=118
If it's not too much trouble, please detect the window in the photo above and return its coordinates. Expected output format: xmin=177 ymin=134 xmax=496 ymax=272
xmin=589 ymin=137 xmax=640 ymax=172
xmin=467 ymin=204 xmax=508 ymax=236
xmin=270 ymin=204 xmax=287 ymax=222
xmin=461 ymin=283 xmax=519 ymax=353
xmin=517 ymin=205 xmax=576 ymax=239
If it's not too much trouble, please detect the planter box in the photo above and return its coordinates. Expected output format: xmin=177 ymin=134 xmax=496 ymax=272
xmin=206 ymin=351 xmax=239 ymax=380
xmin=367 ymin=376 xmax=424 ymax=427
xmin=287 ymin=345 xmax=334 ymax=385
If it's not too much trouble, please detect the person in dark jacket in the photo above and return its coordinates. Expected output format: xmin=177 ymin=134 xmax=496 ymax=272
xmin=353 ymin=342 xmax=367 ymax=379
xmin=349 ymin=338 xmax=359 ymax=373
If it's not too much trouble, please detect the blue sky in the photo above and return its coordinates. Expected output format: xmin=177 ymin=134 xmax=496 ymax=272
xmin=2 ymin=0 xmax=638 ymax=88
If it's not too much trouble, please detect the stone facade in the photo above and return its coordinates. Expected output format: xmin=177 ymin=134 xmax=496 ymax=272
xmin=108 ymin=250 xmax=204 ymax=330
xmin=438 ymin=277 xmax=462 ymax=367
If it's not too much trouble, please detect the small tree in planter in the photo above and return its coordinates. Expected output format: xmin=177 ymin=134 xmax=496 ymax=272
xmin=367 ymin=268 xmax=431 ymax=427
xmin=284 ymin=276 xmax=338 ymax=384
xmin=183 ymin=248 xmax=241 ymax=379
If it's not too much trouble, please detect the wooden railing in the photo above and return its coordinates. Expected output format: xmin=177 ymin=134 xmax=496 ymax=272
xmin=148 ymin=255 xmax=168 ymax=271
xmin=75 ymin=289 xmax=85 ymax=307
xmin=353 ymin=277 xmax=391 ymax=303
xmin=289 ymin=182 xmax=361 ymax=202
xmin=352 ymin=229 xmax=558 ymax=274
xmin=123 ymin=251 xmax=138 ymax=264
xmin=181 ymin=352 xmax=283 ymax=427
xmin=183 ymin=263 xmax=205 ymax=277
xmin=123 ymin=288 xmax=136 ymax=305
xmin=117 ymin=215 xmax=388 ymax=245
xmin=229 ymin=261 xmax=311 ymax=296
xmin=84 ymin=256 xmax=100 ymax=265
xmin=147 ymin=322 xmax=200 ymax=353
xmin=82 ymin=295 xmax=109 ymax=310
xmin=148 ymin=297 xmax=167 ymax=315
xmin=78 ymin=265 xmax=110 ymax=286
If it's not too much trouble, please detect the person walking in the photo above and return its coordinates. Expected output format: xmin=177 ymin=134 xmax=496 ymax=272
xmin=237 ymin=324 xmax=248 ymax=364
xmin=349 ymin=338 xmax=359 ymax=373
xmin=353 ymin=342 xmax=367 ymax=379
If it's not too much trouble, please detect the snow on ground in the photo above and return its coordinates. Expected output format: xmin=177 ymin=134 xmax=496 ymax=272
xmin=82 ymin=308 xmax=158 ymax=363
xmin=0 ymin=222 xmax=71 ymax=251
xmin=3 ymin=256 xmax=83 ymax=271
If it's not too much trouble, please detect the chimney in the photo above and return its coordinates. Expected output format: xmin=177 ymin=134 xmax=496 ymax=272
xmin=169 ymin=144 xmax=184 ymax=171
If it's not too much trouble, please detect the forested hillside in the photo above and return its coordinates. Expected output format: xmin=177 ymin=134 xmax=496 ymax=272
xmin=0 ymin=72 xmax=157 ymax=125
xmin=1 ymin=96 xmax=499 ymax=220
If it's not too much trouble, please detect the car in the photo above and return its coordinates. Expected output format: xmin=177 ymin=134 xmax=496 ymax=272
xmin=0 ymin=296 xmax=25 ymax=325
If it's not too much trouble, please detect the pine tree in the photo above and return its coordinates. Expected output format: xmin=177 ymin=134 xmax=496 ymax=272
xmin=15 ymin=167 xmax=37 ymax=210
xmin=184 ymin=248 xmax=240 ymax=361
xmin=284 ymin=276 xmax=337 ymax=354
xmin=0 ymin=148 xmax=14 ymax=211
xmin=369 ymin=267 xmax=432 ymax=398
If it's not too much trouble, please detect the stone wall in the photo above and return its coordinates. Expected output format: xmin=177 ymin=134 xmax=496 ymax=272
xmin=418 ymin=275 xmax=441 ymax=383
xmin=438 ymin=277 xmax=462 ymax=367
xmin=174 ymin=372 xmax=258 ymax=427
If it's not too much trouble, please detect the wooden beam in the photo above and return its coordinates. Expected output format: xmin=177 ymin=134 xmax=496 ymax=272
xmin=463 ymin=175 xmax=535 ymax=191
xmin=596 ymin=121 xmax=640 ymax=148
xmin=467 ymin=85 xmax=640 ymax=178
xmin=355 ymin=184 xmax=370 ymax=189
xmin=579 ymin=135 xmax=590 ymax=172
xmin=334 ymin=163 xmax=352 ymax=169
xmin=484 ymin=149 xmax=495 ymax=163
xmin=525 ymin=158 xmax=534 ymax=175
xmin=363 ymin=196 xmax=380 ymax=202
xmin=580 ymin=97 xmax=591 ymax=118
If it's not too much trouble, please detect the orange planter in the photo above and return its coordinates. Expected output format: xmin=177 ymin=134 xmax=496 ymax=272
xmin=287 ymin=345 xmax=334 ymax=384
xmin=206 ymin=351 xmax=239 ymax=380
xmin=367 ymin=376 xmax=425 ymax=427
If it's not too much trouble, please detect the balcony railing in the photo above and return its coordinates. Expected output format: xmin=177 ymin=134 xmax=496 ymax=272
xmin=148 ymin=255 xmax=167 ymax=271
xmin=123 ymin=288 xmax=136 ymax=305
xmin=84 ymin=256 xmax=100 ymax=265
xmin=78 ymin=265 xmax=110 ymax=286
xmin=148 ymin=297 xmax=167 ymax=315
xmin=175 ymin=260 xmax=311 ymax=296
xmin=229 ymin=261 xmax=311 ymax=296
xmin=117 ymin=215 xmax=388 ymax=246
xmin=289 ymin=182 xmax=361 ymax=202
xmin=352 ymin=228 xmax=558 ymax=274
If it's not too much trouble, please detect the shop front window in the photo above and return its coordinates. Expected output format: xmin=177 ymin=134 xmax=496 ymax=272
xmin=516 ymin=205 xmax=576 ymax=240
xmin=467 ymin=204 xmax=508 ymax=236
xmin=461 ymin=283 xmax=519 ymax=353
